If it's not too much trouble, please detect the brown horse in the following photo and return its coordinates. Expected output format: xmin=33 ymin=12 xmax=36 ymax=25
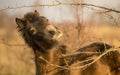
xmin=69 ymin=42 xmax=120 ymax=75
xmin=16 ymin=10 xmax=64 ymax=75
xmin=16 ymin=10 xmax=120 ymax=75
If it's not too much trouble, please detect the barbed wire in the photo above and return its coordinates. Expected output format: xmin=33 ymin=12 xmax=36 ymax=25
xmin=0 ymin=0 xmax=120 ymax=73
xmin=0 ymin=0 xmax=120 ymax=14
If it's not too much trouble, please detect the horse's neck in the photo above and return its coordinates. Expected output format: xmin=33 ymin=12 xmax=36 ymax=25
xmin=34 ymin=50 xmax=55 ymax=75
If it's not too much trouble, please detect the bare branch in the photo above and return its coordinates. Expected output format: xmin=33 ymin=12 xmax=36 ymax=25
xmin=0 ymin=1 xmax=120 ymax=14
xmin=38 ymin=47 xmax=120 ymax=70
xmin=0 ymin=3 xmax=61 ymax=11
xmin=71 ymin=56 xmax=95 ymax=66
xmin=104 ymin=13 xmax=118 ymax=26
xmin=62 ymin=52 xmax=101 ymax=58
xmin=70 ymin=48 xmax=120 ymax=70
xmin=39 ymin=56 xmax=68 ymax=70
xmin=80 ymin=3 xmax=120 ymax=13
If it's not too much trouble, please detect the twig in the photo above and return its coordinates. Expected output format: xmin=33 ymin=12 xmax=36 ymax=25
xmin=71 ymin=56 xmax=95 ymax=66
xmin=38 ymin=48 xmax=120 ymax=70
xmin=0 ymin=1 xmax=120 ymax=14
xmin=62 ymin=52 xmax=101 ymax=58
xmin=70 ymin=48 xmax=120 ymax=70
xmin=80 ymin=3 xmax=120 ymax=13
xmin=104 ymin=13 xmax=118 ymax=26
xmin=39 ymin=56 xmax=68 ymax=70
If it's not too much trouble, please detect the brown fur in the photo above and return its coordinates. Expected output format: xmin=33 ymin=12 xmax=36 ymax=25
xmin=16 ymin=11 xmax=120 ymax=75
xmin=16 ymin=10 xmax=64 ymax=75
xmin=69 ymin=42 xmax=120 ymax=75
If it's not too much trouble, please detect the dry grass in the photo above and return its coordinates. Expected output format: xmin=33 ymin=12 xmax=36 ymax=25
xmin=0 ymin=14 xmax=120 ymax=75
xmin=59 ymin=24 xmax=120 ymax=51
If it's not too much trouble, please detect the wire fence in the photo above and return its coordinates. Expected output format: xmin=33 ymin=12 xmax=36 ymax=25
xmin=0 ymin=0 xmax=120 ymax=74
xmin=0 ymin=0 xmax=120 ymax=13
xmin=0 ymin=0 xmax=120 ymax=47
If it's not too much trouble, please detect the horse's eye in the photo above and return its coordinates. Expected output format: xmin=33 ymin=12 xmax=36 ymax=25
xmin=49 ymin=30 xmax=55 ymax=35
xmin=30 ymin=27 xmax=36 ymax=34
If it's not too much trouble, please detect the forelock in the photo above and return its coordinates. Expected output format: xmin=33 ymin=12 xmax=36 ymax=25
xmin=23 ymin=12 xmax=49 ymax=26
xmin=24 ymin=12 xmax=39 ymax=21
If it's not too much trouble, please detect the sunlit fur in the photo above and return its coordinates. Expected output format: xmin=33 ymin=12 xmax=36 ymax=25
xmin=16 ymin=10 xmax=120 ymax=75
xmin=16 ymin=10 xmax=64 ymax=75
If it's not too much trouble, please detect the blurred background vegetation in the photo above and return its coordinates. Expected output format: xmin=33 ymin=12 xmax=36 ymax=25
xmin=0 ymin=0 xmax=120 ymax=75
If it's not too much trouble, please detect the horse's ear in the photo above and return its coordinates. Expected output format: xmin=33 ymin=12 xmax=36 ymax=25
xmin=16 ymin=18 xmax=25 ymax=29
xmin=34 ymin=10 xmax=40 ymax=15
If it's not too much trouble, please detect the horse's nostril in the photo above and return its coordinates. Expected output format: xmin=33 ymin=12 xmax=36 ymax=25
xmin=49 ymin=31 xmax=55 ymax=35
xmin=31 ymin=30 xmax=34 ymax=33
